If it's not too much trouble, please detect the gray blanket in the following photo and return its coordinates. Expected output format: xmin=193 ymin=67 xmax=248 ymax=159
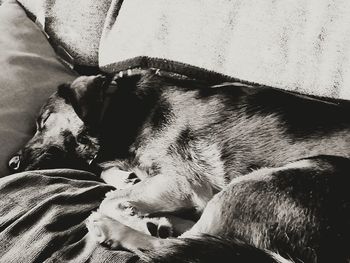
xmin=0 ymin=169 xmax=139 ymax=263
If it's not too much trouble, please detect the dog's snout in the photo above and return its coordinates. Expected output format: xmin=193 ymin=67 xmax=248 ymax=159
xmin=8 ymin=155 xmax=21 ymax=171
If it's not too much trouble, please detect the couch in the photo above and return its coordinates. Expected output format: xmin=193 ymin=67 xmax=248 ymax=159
xmin=0 ymin=0 xmax=349 ymax=262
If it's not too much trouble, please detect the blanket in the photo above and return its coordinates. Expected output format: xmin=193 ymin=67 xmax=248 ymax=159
xmin=0 ymin=169 xmax=139 ymax=263
xmin=99 ymin=0 xmax=350 ymax=100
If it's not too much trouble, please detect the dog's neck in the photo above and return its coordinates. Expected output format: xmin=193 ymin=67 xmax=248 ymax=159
xmin=97 ymin=80 xmax=159 ymax=161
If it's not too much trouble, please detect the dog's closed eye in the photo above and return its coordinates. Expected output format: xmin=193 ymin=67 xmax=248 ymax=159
xmin=36 ymin=114 xmax=50 ymax=132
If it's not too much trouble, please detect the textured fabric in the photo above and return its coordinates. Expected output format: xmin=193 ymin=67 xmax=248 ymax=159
xmin=18 ymin=0 xmax=114 ymax=66
xmin=0 ymin=169 xmax=138 ymax=263
xmin=0 ymin=0 xmax=77 ymax=177
xmin=99 ymin=0 xmax=350 ymax=100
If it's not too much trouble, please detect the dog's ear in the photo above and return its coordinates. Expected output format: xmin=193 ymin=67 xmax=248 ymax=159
xmin=57 ymin=75 xmax=110 ymax=129
xmin=57 ymin=83 xmax=81 ymax=114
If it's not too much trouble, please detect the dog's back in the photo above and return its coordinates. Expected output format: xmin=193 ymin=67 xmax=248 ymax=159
xmin=109 ymin=73 xmax=350 ymax=190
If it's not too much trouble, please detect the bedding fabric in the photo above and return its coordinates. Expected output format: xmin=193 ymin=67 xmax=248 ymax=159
xmin=0 ymin=0 xmax=77 ymax=177
xmin=0 ymin=169 xmax=138 ymax=262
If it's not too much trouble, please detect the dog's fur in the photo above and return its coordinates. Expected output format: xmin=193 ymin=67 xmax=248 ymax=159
xmin=9 ymin=70 xmax=350 ymax=262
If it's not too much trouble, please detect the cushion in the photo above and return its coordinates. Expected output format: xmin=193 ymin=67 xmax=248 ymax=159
xmin=17 ymin=0 xmax=114 ymax=66
xmin=99 ymin=0 xmax=350 ymax=100
xmin=0 ymin=0 xmax=78 ymax=177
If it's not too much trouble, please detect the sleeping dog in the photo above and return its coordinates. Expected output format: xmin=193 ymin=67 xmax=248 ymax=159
xmin=8 ymin=69 xmax=350 ymax=262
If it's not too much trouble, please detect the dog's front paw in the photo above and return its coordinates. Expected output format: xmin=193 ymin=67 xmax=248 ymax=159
xmin=97 ymin=197 xmax=150 ymax=234
xmin=86 ymin=212 xmax=132 ymax=249
xmin=86 ymin=212 xmax=116 ymax=247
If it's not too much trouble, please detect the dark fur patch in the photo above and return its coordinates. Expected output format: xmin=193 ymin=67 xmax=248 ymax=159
xmin=56 ymin=83 xmax=80 ymax=115
xmin=150 ymin=98 xmax=173 ymax=130
xmin=197 ymin=84 xmax=350 ymax=139
xmin=98 ymin=79 xmax=154 ymax=159
xmin=245 ymin=87 xmax=350 ymax=139
xmin=229 ymin=156 xmax=350 ymax=263
xmin=167 ymin=127 xmax=196 ymax=161
xmin=61 ymin=130 xmax=78 ymax=152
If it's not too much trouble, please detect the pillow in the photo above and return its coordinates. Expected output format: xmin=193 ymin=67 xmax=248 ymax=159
xmin=0 ymin=0 xmax=78 ymax=177
xmin=99 ymin=0 xmax=350 ymax=100
xmin=17 ymin=0 xmax=114 ymax=66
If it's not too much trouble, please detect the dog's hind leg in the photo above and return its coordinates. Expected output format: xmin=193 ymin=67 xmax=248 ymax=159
xmin=87 ymin=163 xmax=304 ymax=262
xmin=88 ymin=157 xmax=350 ymax=262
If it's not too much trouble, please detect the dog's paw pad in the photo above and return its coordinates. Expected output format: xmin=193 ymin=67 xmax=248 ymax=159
xmin=146 ymin=218 xmax=173 ymax=238
xmin=158 ymin=224 xmax=172 ymax=238
xmin=146 ymin=222 xmax=158 ymax=237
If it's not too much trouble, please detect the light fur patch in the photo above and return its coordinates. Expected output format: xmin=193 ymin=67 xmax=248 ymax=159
xmin=101 ymin=168 xmax=134 ymax=190
xmin=283 ymin=159 xmax=312 ymax=170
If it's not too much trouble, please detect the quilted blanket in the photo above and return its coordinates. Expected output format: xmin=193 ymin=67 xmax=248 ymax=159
xmin=0 ymin=169 xmax=139 ymax=263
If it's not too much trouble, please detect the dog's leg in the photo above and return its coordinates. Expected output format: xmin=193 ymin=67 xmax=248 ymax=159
xmin=86 ymin=212 xmax=163 ymax=251
xmin=86 ymin=213 xmax=291 ymax=263
xmin=100 ymin=167 xmax=141 ymax=190
xmin=99 ymin=173 xmax=213 ymax=217
xmin=88 ymin=161 xmax=321 ymax=262
xmin=86 ymin=190 xmax=291 ymax=263
xmin=88 ymin=173 xmax=206 ymax=238
xmin=86 ymin=209 xmax=195 ymax=242
xmin=97 ymin=166 xmax=199 ymax=237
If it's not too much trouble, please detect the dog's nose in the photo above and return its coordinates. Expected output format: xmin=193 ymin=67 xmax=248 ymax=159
xmin=8 ymin=155 xmax=21 ymax=171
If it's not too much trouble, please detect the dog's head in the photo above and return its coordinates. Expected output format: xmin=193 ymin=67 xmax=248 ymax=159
xmin=8 ymin=74 xmax=110 ymax=173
